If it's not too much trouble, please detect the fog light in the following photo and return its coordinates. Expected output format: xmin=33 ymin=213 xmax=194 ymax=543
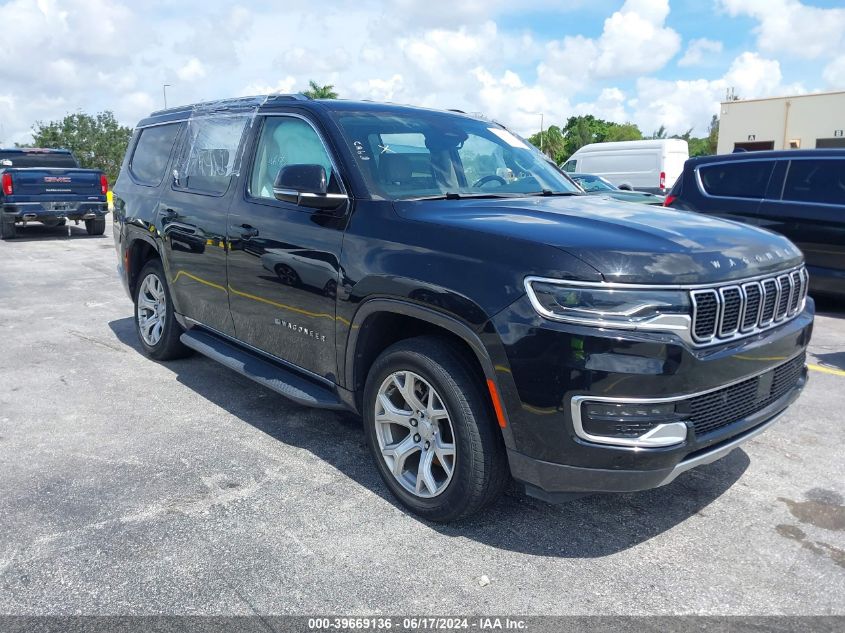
xmin=577 ymin=401 xmax=689 ymax=447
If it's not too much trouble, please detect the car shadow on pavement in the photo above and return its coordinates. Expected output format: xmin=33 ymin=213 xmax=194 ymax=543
xmin=109 ymin=316 xmax=750 ymax=558
xmin=1 ymin=223 xmax=107 ymax=242
xmin=814 ymin=351 xmax=845 ymax=371
xmin=811 ymin=294 xmax=844 ymax=318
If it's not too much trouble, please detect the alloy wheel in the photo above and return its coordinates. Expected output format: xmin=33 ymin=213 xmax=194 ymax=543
xmin=374 ymin=371 xmax=457 ymax=498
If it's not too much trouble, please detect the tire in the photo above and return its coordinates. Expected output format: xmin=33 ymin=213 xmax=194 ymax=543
xmin=0 ymin=215 xmax=16 ymax=240
xmin=133 ymin=259 xmax=191 ymax=361
xmin=85 ymin=217 xmax=106 ymax=236
xmin=363 ymin=336 xmax=509 ymax=522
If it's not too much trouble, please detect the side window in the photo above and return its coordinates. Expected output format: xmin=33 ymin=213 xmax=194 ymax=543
xmin=561 ymin=160 xmax=576 ymax=173
xmin=783 ymin=159 xmax=845 ymax=205
xmin=249 ymin=117 xmax=339 ymax=200
xmin=176 ymin=115 xmax=249 ymax=195
xmin=129 ymin=124 xmax=181 ymax=186
xmin=699 ymin=161 xmax=775 ymax=199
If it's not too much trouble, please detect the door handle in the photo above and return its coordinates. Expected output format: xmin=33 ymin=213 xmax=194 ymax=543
xmin=237 ymin=224 xmax=259 ymax=239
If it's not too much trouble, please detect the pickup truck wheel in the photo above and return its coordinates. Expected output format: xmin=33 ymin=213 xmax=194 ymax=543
xmin=363 ymin=336 xmax=508 ymax=522
xmin=85 ymin=217 xmax=106 ymax=236
xmin=0 ymin=216 xmax=16 ymax=240
xmin=134 ymin=260 xmax=191 ymax=360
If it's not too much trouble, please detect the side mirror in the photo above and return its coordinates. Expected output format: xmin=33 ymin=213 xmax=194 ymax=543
xmin=273 ymin=164 xmax=348 ymax=211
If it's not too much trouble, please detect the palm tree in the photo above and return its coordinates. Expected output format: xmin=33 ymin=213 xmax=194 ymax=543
xmin=303 ymin=80 xmax=338 ymax=99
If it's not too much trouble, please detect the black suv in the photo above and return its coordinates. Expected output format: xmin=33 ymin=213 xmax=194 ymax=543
xmin=113 ymin=96 xmax=813 ymax=521
xmin=665 ymin=149 xmax=845 ymax=298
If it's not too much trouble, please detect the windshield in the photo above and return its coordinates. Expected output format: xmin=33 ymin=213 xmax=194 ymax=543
xmin=571 ymin=174 xmax=617 ymax=193
xmin=331 ymin=109 xmax=581 ymax=200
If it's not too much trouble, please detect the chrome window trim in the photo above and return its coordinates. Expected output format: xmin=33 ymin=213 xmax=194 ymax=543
xmin=570 ymin=350 xmax=805 ymax=449
xmin=693 ymin=158 xmax=776 ymax=201
xmin=246 ymin=112 xmax=348 ymax=201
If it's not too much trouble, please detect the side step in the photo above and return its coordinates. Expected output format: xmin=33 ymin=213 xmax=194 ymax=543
xmin=180 ymin=329 xmax=346 ymax=410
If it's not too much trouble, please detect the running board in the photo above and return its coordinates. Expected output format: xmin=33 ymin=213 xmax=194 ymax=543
xmin=180 ymin=329 xmax=345 ymax=410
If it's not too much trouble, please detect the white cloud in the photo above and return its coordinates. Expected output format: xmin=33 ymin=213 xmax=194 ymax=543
xmin=678 ymin=38 xmax=724 ymax=67
xmin=822 ymin=55 xmax=845 ymax=88
xmin=719 ymin=0 xmax=845 ymax=60
xmin=0 ymin=0 xmax=840 ymax=148
xmin=537 ymin=0 xmax=681 ymax=94
xmin=177 ymin=58 xmax=207 ymax=82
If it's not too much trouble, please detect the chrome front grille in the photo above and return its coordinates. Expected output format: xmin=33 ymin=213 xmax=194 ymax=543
xmin=691 ymin=267 xmax=808 ymax=345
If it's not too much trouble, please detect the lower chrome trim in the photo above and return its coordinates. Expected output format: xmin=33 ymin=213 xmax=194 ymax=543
xmin=656 ymin=409 xmax=786 ymax=487
xmin=570 ymin=349 xmax=805 ymax=449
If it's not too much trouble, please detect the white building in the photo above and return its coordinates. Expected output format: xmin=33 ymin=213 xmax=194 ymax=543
xmin=716 ymin=90 xmax=845 ymax=154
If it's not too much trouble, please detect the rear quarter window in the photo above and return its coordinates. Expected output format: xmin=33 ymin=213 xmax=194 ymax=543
xmin=782 ymin=158 xmax=845 ymax=205
xmin=129 ymin=124 xmax=182 ymax=186
xmin=698 ymin=160 xmax=775 ymax=199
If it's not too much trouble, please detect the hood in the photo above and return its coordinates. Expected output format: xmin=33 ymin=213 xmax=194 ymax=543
xmin=393 ymin=195 xmax=804 ymax=285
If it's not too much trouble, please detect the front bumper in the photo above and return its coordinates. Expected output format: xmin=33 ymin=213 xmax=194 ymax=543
xmin=3 ymin=201 xmax=108 ymax=221
xmin=488 ymin=294 xmax=814 ymax=496
xmin=508 ymin=374 xmax=803 ymax=501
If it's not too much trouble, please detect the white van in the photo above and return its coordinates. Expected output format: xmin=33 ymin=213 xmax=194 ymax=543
xmin=561 ymin=139 xmax=688 ymax=194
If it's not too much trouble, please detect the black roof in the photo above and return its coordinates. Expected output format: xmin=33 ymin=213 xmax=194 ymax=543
xmin=135 ymin=94 xmax=487 ymax=128
xmin=689 ymin=148 xmax=845 ymax=165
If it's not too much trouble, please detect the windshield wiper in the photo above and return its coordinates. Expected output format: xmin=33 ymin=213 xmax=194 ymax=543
xmin=527 ymin=189 xmax=582 ymax=197
xmin=405 ymin=192 xmax=522 ymax=201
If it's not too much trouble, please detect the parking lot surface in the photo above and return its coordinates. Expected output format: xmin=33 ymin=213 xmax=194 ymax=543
xmin=1 ymin=224 xmax=843 ymax=615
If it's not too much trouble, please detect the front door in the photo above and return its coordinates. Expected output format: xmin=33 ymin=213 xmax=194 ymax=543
xmin=225 ymin=114 xmax=348 ymax=381
xmin=158 ymin=114 xmax=251 ymax=336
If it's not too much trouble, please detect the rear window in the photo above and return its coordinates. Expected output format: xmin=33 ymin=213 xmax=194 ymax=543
xmin=698 ymin=160 xmax=775 ymax=199
xmin=782 ymin=159 xmax=845 ymax=205
xmin=0 ymin=150 xmax=78 ymax=168
xmin=129 ymin=124 xmax=182 ymax=186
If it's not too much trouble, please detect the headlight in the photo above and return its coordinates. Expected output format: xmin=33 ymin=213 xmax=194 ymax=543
xmin=524 ymin=277 xmax=691 ymax=332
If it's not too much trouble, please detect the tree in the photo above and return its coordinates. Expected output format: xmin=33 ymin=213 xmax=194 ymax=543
xmin=651 ymin=125 xmax=668 ymax=139
xmin=528 ymin=125 xmax=566 ymax=163
xmin=604 ymin=123 xmax=643 ymax=143
xmin=25 ymin=111 xmax=132 ymax=183
xmin=706 ymin=114 xmax=719 ymax=155
xmin=303 ymin=80 xmax=338 ymax=99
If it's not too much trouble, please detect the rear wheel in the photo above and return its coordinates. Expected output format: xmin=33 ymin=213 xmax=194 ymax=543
xmin=363 ymin=336 xmax=508 ymax=522
xmin=85 ymin=217 xmax=106 ymax=236
xmin=0 ymin=215 xmax=16 ymax=240
xmin=134 ymin=259 xmax=191 ymax=360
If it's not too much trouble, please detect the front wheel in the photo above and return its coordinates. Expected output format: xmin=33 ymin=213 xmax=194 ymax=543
xmin=85 ymin=217 xmax=106 ymax=236
xmin=134 ymin=260 xmax=191 ymax=360
xmin=363 ymin=336 xmax=509 ymax=522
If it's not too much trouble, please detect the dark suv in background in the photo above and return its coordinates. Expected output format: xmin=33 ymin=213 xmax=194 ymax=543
xmin=665 ymin=149 xmax=845 ymax=298
xmin=113 ymin=96 xmax=813 ymax=521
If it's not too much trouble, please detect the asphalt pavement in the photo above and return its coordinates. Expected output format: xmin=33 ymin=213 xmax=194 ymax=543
xmin=0 ymin=223 xmax=843 ymax=616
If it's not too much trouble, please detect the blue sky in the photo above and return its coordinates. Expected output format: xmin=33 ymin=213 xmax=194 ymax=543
xmin=0 ymin=0 xmax=843 ymax=144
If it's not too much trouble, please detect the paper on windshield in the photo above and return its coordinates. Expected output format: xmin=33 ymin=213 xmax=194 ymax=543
xmin=488 ymin=128 xmax=529 ymax=149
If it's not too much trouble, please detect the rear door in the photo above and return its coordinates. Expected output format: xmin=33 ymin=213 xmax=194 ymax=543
xmin=757 ymin=157 xmax=845 ymax=275
xmin=691 ymin=159 xmax=775 ymax=225
xmin=157 ymin=113 xmax=251 ymax=336
xmin=225 ymin=113 xmax=348 ymax=380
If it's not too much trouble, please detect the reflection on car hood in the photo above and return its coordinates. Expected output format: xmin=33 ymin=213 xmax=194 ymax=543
xmin=393 ymin=195 xmax=804 ymax=285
